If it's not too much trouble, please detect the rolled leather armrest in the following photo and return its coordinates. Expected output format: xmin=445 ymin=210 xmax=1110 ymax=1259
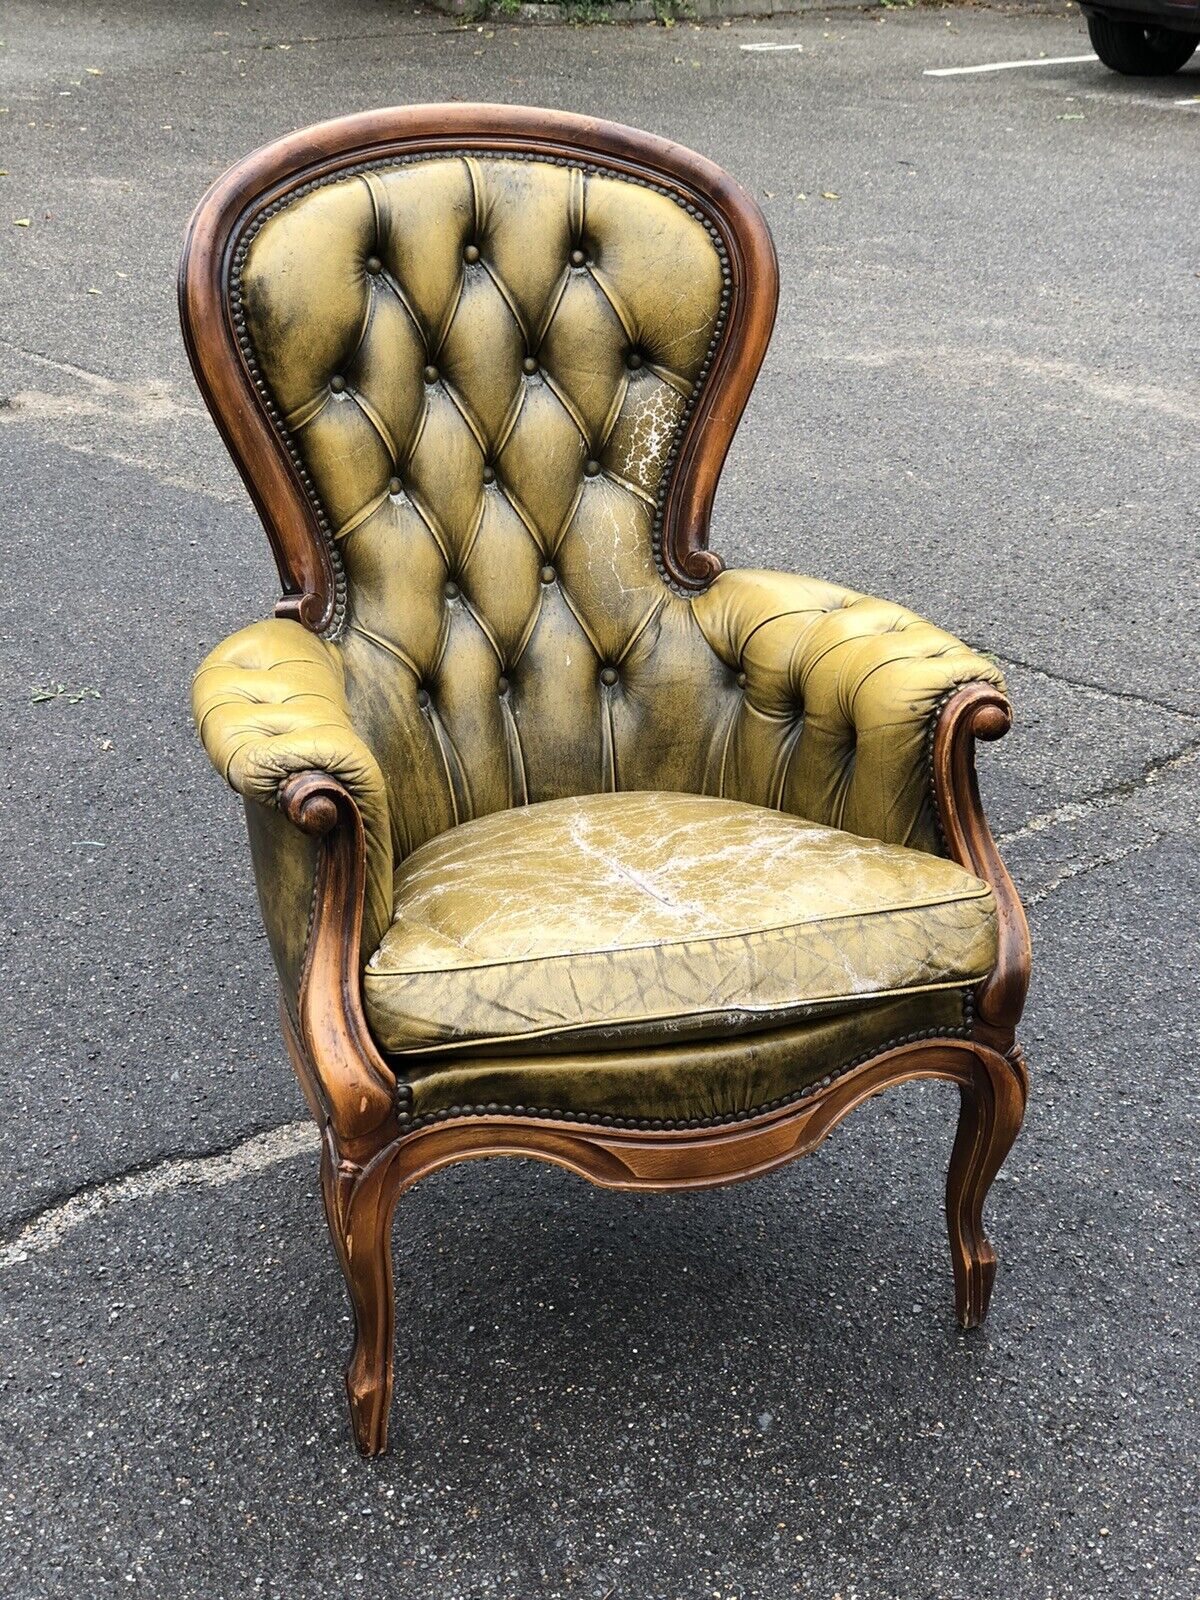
xmin=693 ymin=569 xmax=1008 ymax=854
xmin=192 ymin=618 xmax=394 ymax=997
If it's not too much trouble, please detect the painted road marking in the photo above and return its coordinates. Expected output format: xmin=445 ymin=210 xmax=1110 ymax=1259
xmin=0 ymin=1120 xmax=319 ymax=1267
xmin=741 ymin=42 xmax=805 ymax=52
xmin=925 ymin=54 xmax=1098 ymax=77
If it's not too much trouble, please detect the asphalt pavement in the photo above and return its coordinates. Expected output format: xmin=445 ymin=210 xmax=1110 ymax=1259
xmin=1 ymin=2 xmax=1197 ymax=1596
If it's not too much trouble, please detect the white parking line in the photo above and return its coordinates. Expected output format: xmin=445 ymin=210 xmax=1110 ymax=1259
xmin=924 ymin=54 xmax=1098 ymax=77
xmin=0 ymin=1120 xmax=319 ymax=1268
xmin=741 ymin=42 xmax=804 ymax=52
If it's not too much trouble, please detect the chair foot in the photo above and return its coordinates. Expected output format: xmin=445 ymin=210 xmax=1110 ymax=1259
xmin=320 ymin=1128 xmax=403 ymax=1457
xmin=346 ymin=1361 xmax=392 ymax=1459
xmin=946 ymin=1044 xmax=1027 ymax=1329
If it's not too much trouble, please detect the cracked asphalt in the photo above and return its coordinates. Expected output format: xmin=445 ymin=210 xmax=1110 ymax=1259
xmin=1 ymin=1 xmax=1197 ymax=1595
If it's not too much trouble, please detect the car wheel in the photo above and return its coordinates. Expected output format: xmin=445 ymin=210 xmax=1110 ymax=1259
xmin=1087 ymin=14 xmax=1200 ymax=74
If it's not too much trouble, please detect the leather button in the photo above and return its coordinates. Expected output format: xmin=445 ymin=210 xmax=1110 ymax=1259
xmin=570 ymin=247 xmax=588 ymax=267
xmin=481 ymin=464 xmax=496 ymax=485
xmin=423 ymin=364 xmax=439 ymax=384
xmin=365 ymin=256 xmax=382 ymax=275
xmin=600 ymin=666 xmax=618 ymax=686
xmin=463 ymin=243 xmax=480 ymax=263
xmin=416 ymin=688 xmax=430 ymax=709
xmin=583 ymin=459 xmax=600 ymax=478
xmin=330 ymin=375 xmax=346 ymax=393
xmin=626 ymin=351 xmax=643 ymax=370
xmin=521 ymin=356 xmax=538 ymax=376
xmin=539 ymin=565 xmax=555 ymax=585
xmin=388 ymin=476 xmax=403 ymax=496
xmin=444 ymin=581 xmax=460 ymax=600
xmin=497 ymin=675 xmax=509 ymax=696
xmin=736 ymin=671 xmax=747 ymax=688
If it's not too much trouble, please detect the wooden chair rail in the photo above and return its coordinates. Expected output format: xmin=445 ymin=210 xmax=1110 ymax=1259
xmin=301 ymin=1032 xmax=1026 ymax=1456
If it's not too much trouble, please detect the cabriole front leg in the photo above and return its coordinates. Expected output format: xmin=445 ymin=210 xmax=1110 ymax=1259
xmin=320 ymin=1126 xmax=404 ymax=1456
xmin=945 ymin=1043 xmax=1027 ymax=1327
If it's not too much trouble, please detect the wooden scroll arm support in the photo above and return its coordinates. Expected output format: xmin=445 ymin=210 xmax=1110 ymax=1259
xmin=279 ymin=771 xmax=402 ymax=1154
xmin=931 ymin=683 xmax=1032 ymax=1055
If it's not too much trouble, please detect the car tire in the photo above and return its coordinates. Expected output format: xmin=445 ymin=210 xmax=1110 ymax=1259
xmin=1086 ymin=13 xmax=1200 ymax=74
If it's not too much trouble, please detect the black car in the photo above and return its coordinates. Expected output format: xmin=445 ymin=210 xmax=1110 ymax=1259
xmin=1082 ymin=0 xmax=1199 ymax=71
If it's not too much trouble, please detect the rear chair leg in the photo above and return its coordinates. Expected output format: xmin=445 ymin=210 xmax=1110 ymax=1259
xmin=320 ymin=1128 xmax=403 ymax=1456
xmin=946 ymin=1045 xmax=1028 ymax=1328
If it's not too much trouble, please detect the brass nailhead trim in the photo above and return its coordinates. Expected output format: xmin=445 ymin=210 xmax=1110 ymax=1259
xmin=927 ymin=684 xmax=960 ymax=853
xmin=393 ymin=999 xmax=974 ymax=1131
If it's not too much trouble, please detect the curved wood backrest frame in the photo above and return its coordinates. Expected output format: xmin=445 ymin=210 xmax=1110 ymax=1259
xmin=178 ymin=103 xmax=780 ymax=630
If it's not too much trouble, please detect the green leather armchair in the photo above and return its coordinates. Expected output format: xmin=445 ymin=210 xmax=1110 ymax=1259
xmin=183 ymin=105 xmax=1030 ymax=1456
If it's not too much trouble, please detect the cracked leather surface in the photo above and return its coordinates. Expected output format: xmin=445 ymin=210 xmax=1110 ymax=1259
xmin=363 ymin=791 xmax=996 ymax=1055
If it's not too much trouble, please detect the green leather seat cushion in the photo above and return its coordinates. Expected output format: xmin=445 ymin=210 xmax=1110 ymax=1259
xmin=363 ymin=790 xmax=997 ymax=1062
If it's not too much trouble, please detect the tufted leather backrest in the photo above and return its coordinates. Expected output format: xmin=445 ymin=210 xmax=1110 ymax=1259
xmin=239 ymin=153 xmax=741 ymax=858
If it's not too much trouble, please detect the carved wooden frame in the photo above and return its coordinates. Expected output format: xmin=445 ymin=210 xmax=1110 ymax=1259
xmin=181 ymin=106 xmax=1030 ymax=1458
